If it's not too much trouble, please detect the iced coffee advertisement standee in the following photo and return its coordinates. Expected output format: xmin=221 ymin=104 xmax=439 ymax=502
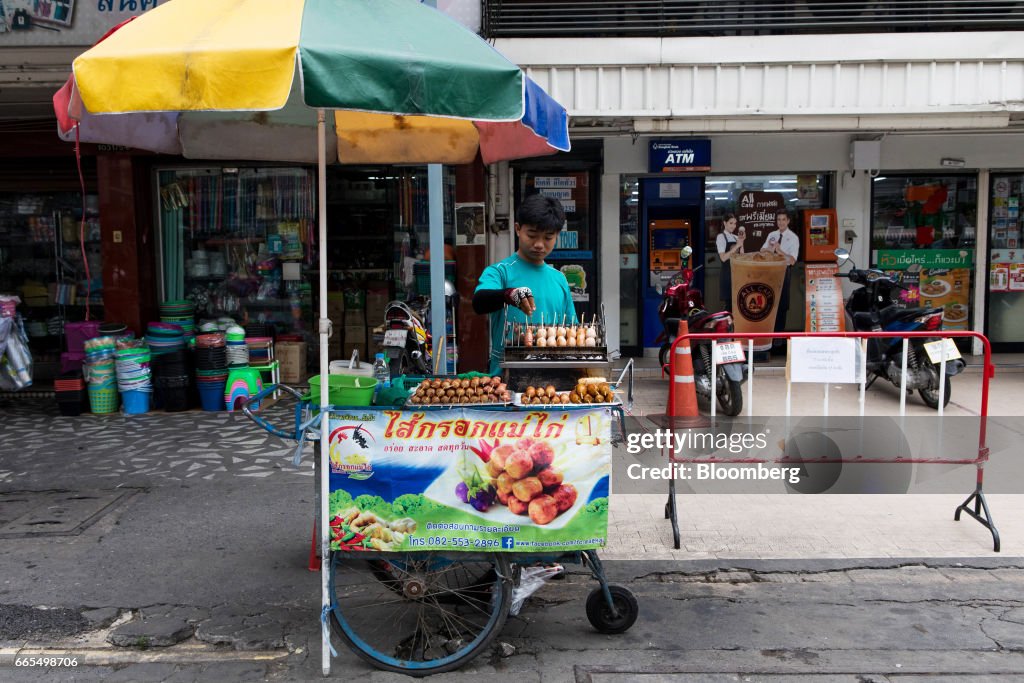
xmin=876 ymin=249 xmax=974 ymax=330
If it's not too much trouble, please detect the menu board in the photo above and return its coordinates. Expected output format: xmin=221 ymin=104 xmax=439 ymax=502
xmin=920 ymin=268 xmax=971 ymax=329
xmin=876 ymin=249 xmax=973 ymax=330
xmin=804 ymin=264 xmax=846 ymax=332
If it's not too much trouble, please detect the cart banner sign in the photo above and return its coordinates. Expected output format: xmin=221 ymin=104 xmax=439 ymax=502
xmin=326 ymin=408 xmax=611 ymax=553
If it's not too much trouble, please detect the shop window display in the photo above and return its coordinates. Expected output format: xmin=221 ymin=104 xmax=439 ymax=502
xmin=702 ymin=174 xmax=830 ymax=328
xmin=0 ymin=192 xmax=102 ymax=374
xmin=986 ymin=173 xmax=1024 ymax=349
xmin=157 ymin=167 xmax=316 ymax=340
xmin=157 ymin=165 xmax=458 ymax=375
xmin=870 ymin=174 xmax=977 ymax=335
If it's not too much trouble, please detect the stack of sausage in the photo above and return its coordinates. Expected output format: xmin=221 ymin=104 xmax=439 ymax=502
xmin=408 ymin=376 xmax=511 ymax=405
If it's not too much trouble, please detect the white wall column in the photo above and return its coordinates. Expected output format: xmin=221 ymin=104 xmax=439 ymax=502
xmin=973 ymin=170 xmax=990 ymax=357
xmin=600 ymin=170 xmax=621 ymax=355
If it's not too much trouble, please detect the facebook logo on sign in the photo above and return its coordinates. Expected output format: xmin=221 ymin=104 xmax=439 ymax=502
xmin=502 ymin=537 xmax=515 ymax=550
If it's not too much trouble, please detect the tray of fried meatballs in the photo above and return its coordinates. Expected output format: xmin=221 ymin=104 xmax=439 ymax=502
xmin=406 ymin=375 xmax=512 ymax=406
xmin=514 ymin=377 xmax=619 ymax=406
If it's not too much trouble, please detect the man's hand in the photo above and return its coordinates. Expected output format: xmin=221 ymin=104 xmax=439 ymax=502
xmin=504 ymin=287 xmax=536 ymax=316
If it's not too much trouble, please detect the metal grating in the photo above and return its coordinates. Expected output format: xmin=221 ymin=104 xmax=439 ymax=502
xmin=483 ymin=0 xmax=1024 ymax=38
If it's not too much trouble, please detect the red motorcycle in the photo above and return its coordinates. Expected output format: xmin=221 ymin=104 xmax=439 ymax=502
xmin=656 ymin=247 xmax=747 ymax=416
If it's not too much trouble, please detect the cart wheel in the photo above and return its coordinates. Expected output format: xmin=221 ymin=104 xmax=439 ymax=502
xmin=586 ymin=585 xmax=638 ymax=634
xmin=329 ymin=552 xmax=512 ymax=676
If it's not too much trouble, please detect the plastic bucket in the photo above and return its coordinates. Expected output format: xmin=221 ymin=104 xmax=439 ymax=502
xmin=122 ymin=389 xmax=151 ymax=415
xmin=198 ymin=381 xmax=227 ymax=411
xmin=161 ymin=387 xmax=189 ymax=412
xmin=308 ymin=374 xmax=377 ymax=407
xmin=88 ymin=386 xmax=118 ymax=415
xmin=329 ymin=360 xmax=375 ymax=378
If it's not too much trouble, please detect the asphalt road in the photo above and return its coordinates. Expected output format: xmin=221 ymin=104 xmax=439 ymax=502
xmin=0 ymin=396 xmax=1021 ymax=682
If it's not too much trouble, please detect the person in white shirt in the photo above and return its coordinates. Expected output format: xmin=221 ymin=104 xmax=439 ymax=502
xmin=715 ymin=213 xmax=745 ymax=312
xmin=761 ymin=210 xmax=800 ymax=334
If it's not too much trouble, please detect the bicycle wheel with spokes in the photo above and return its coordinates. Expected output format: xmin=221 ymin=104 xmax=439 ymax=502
xmin=329 ymin=552 xmax=512 ymax=676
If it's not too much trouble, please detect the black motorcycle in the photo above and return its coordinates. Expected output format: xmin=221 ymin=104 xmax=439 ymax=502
xmin=834 ymin=248 xmax=964 ymax=409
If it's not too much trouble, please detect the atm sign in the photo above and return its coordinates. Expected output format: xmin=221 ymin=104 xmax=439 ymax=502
xmin=648 ymin=139 xmax=712 ymax=173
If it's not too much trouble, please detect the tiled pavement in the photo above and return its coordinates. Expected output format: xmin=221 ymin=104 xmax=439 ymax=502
xmin=603 ymin=371 xmax=1024 ymax=560
xmin=2 ymin=369 xmax=1021 ymax=561
xmin=0 ymin=399 xmax=311 ymax=488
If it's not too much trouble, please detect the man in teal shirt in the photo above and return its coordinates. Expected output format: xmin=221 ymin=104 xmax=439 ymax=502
xmin=473 ymin=194 xmax=577 ymax=375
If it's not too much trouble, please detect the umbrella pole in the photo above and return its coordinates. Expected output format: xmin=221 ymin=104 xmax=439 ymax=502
xmin=428 ymin=164 xmax=447 ymax=374
xmin=317 ymin=109 xmax=331 ymax=676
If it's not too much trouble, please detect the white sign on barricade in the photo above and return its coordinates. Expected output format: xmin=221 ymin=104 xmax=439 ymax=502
xmin=924 ymin=338 xmax=962 ymax=364
xmin=789 ymin=337 xmax=863 ymax=384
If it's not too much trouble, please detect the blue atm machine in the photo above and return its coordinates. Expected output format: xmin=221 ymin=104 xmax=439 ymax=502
xmin=639 ymin=177 xmax=706 ymax=349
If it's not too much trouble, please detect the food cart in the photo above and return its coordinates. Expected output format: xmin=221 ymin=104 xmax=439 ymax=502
xmin=57 ymin=0 xmax=638 ymax=674
xmin=242 ymin=368 xmax=638 ymax=675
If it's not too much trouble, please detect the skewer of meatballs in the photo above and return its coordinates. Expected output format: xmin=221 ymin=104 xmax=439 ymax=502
xmin=515 ymin=315 xmax=601 ymax=347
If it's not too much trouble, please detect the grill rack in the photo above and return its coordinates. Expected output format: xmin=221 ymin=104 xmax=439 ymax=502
xmin=500 ymin=303 xmax=609 ymax=364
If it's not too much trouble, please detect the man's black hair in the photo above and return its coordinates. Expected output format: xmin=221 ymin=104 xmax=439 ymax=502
xmin=517 ymin=193 xmax=566 ymax=233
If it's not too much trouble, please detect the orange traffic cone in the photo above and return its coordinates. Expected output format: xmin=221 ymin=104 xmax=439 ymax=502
xmin=669 ymin=319 xmax=700 ymax=418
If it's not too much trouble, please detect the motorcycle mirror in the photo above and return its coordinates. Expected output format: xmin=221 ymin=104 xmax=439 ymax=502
xmin=680 ymin=246 xmax=693 ymax=260
xmin=834 ymin=248 xmax=850 ymax=264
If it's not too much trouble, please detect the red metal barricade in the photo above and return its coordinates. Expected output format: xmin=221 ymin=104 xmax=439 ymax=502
xmin=658 ymin=330 xmax=999 ymax=552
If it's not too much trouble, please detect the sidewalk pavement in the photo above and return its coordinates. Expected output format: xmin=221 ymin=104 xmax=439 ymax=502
xmin=0 ymin=373 xmax=1021 ymax=680
xmin=2 ymin=371 xmax=1019 ymax=565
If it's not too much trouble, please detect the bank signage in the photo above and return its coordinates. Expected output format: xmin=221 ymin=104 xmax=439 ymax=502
xmin=648 ymin=140 xmax=711 ymax=173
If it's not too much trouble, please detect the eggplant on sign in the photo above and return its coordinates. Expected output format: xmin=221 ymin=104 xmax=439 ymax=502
xmin=326 ymin=407 xmax=611 ymax=553
xmin=737 ymin=191 xmax=786 ymax=253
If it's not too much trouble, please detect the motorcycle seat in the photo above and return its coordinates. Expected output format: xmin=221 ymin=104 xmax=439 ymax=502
xmin=852 ymin=311 xmax=876 ymax=330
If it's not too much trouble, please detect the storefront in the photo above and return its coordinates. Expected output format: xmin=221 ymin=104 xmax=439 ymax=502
xmin=0 ymin=154 xmax=103 ymax=383
xmin=154 ymin=163 xmax=463 ymax=375
xmin=985 ymin=172 xmax=1024 ymax=352
xmin=615 ymin=165 xmax=832 ymax=353
xmin=592 ymin=131 xmax=1024 ymax=359
xmin=512 ymin=141 xmax=603 ymax=323
xmin=869 ymin=174 xmax=978 ymax=348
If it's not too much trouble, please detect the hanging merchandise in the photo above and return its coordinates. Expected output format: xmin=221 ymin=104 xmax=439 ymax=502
xmin=0 ymin=295 xmax=33 ymax=391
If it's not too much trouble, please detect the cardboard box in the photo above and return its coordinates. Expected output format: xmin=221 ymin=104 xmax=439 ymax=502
xmin=366 ymin=292 xmax=390 ymax=315
xmin=327 ymin=302 xmax=346 ymax=325
xmin=342 ymin=309 xmax=364 ymax=326
xmin=343 ymin=325 xmax=366 ymax=344
xmin=276 ymin=341 xmax=307 ymax=383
